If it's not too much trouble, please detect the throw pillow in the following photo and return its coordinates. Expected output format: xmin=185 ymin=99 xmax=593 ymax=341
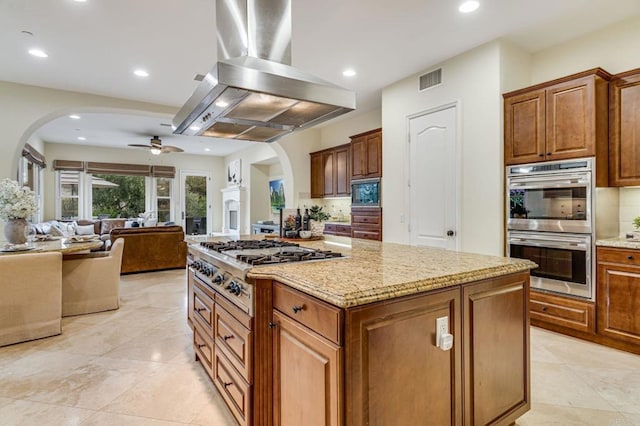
xmin=75 ymin=224 xmax=95 ymax=236
xmin=145 ymin=219 xmax=157 ymax=227
xmin=124 ymin=220 xmax=134 ymax=228
xmin=48 ymin=225 xmax=65 ymax=236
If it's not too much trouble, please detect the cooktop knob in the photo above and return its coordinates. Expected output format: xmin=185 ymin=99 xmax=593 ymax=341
xmin=214 ymin=273 xmax=225 ymax=284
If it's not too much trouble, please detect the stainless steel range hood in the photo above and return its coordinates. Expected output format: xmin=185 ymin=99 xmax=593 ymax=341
xmin=173 ymin=0 xmax=356 ymax=143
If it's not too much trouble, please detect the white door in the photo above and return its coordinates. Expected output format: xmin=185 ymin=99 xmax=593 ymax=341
xmin=409 ymin=105 xmax=459 ymax=250
xmin=179 ymin=171 xmax=211 ymax=235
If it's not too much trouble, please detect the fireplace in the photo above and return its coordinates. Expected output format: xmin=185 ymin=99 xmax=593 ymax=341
xmin=221 ymin=187 xmax=246 ymax=235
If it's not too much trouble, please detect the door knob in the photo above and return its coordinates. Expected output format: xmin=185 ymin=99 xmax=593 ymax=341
xmin=446 ymin=230 xmax=455 ymax=237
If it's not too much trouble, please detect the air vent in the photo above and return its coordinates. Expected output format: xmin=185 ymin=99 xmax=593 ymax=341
xmin=193 ymin=73 xmax=205 ymax=82
xmin=419 ymin=68 xmax=442 ymax=91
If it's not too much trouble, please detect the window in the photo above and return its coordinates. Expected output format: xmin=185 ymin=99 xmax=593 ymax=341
xmin=59 ymin=171 xmax=81 ymax=220
xmin=91 ymin=174 xmax=146 ymax=219
xmin=155 ymin=177 xmax=172 ymax=222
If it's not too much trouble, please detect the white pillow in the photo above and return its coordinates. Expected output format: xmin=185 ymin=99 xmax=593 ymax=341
xmin=75 ymin=224 xmax=95 ymax=235
xmin=48 ymin=225 xmax=65 ymax=236
xmin=124 ymin=220 xmax=134 ymax=228
xmin=145 ymin=219 xmax=157 ymax=227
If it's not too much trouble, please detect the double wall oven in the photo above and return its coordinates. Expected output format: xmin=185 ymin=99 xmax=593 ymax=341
xmin=507 ymin=159 xmax=595 ymax=299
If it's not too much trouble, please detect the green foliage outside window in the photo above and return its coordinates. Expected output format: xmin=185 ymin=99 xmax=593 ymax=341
xmin=92 ymin=174 xmax=145 ymax=218
xmin=185 ymin=176 xmax=207 ymax=218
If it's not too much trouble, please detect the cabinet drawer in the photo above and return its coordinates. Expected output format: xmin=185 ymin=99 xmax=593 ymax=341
xmin=530 ymin=290 xmax=595 ymax=334
xmin=352 ymin=214 xmax=381 ymax=225
xmin=352 ymin=228 xmax=381 ymax=241
xmin=273 ymin=281 xmax=343 ymax=345
xmin=193 ymin=281 xmax=215 ymax=333
xmin=597 ymin=247 xmax=640 ymax=267
xmin=214 ymin=351 xmax=252 ymax=426
xmin=194 ymin=324 xmax=214 ymax=377
xmin=215 ymin=304 xmax=253 ymax=383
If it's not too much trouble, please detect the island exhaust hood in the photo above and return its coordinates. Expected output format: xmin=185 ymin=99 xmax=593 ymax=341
xmin=172 ymin=0 xmax=356 ymax=143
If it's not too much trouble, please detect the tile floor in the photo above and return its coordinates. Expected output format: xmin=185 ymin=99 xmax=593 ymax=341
xmin=0 ymin=269 xmax=639 ymax=425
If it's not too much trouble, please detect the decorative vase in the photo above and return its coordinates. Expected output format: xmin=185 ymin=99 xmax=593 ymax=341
xmin=4 ymin=218 xmax=28 ymax=244
xmin=309 ymin=219 xmax=324 ymax=237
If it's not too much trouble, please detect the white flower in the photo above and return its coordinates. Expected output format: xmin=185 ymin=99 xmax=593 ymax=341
xmin=0 ymin=178 xmax=38 ymax=220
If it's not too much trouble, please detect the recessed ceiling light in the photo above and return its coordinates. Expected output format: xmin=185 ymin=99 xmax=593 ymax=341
xmin=69 ymin=114 xmax=81 ymax=120
xmin=74 ymin=0 xmax=87 ymax=2
xmin=28 ymin=48 xmax=48 ymax=58
xmin=204 ymin=148 xmax=211 ymax=152
xmin=133 ymin=69 xmax=149 ymax=78
xmin=458 ymin=0 xmax=479 ymax=13
xmin=215 ymin=100 xmax=229 ymax=108
xmin=342 ymin=69 xmax=356 ymax=77
xmin=77 ymin=136 xmax=86 ymax=141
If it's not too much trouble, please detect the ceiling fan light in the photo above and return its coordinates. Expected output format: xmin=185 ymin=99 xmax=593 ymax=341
xmin=150 ymin=147 xmax=162 ymax=155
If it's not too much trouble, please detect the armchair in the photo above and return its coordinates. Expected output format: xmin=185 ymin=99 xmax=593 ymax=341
xmin=0 ymin=252 xmax=62 ymax=347
xmin=61 ymin=238 xmax=125 ymax=317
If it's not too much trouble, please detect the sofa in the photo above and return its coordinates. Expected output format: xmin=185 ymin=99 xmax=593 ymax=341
xmin=33 ymin=218 xmax=146 ymax=250
xmin=110 ymin=225 xmax=187 ymax=274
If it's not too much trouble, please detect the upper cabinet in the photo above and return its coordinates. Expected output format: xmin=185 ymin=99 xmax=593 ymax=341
xmin=310 ymin=143 xmax=351 ymax=198
xmin=609 ymin=69 xmax=640 ymax=186
xmin=504 ymin=69 xmax=610 ymax=171
xmin=351 ymin=128 xmax=382 ymax=179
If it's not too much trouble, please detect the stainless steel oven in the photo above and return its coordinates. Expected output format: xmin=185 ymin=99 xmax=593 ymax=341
xmin=508 ymin=231 xmax=592 ymax=299
xmin=507 ymin=158 xmax=592 ymax=234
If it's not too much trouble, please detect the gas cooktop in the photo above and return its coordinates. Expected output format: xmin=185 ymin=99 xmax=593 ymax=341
xmin=199 ymin=239 xmax=343 ymax=266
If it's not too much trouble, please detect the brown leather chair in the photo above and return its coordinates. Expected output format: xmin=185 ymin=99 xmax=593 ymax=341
xmin=61 ymin=238 xmax=125 ymax=316
xmin=110 ymin=225 xmax=187 ymax=274
xmin=0 ymin=252 xmax=62 ymax=346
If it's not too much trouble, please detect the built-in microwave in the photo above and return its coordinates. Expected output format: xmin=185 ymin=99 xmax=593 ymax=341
xmin=351 ymin=178 xmax=380 ymax=207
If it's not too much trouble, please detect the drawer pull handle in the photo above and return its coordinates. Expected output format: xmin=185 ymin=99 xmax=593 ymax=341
xmin=541 ymin=307 xmax=548 ymax=312
xmin=196 ymin=307 xmax=207 ymax=313
xmin=197 ymin=343 xmax=207 ymax=349
xmin=223 ymin=335 xmax=234 ymax=341
xmin=628 ymin=255 xmax=634 ymax=260
xmin=268 ymin=322 xmax=277 ymax=329
xmin=292 ymin=305 xmax=304 ymax=314
xmin=223 ymin=381 xmax=233 ymax=389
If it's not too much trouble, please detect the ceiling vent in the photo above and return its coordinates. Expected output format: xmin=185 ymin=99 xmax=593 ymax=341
xmin=419 ymin=68 xmax=442 ymax=91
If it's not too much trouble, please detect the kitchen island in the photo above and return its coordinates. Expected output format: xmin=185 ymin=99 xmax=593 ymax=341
xmin=187 ymin=236 xmax=535 ymax=426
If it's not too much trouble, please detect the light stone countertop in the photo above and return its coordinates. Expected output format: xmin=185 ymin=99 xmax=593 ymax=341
xmin=242 ymin=236 xmax=535 ymax=308
xmin=596 ymin=237 xmax=640 ymax=250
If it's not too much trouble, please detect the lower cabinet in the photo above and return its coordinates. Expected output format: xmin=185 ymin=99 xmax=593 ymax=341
xmin=529 ymin=290 xmax=595 ymax=334
xmin=269 ymin=272 xmax=530 ymax=426
xmin=323 ymin=223 xmax=352 ymax=237
xmin=597 ymin=247 xmax=640 ymax=347
xmin=350 ymin=207 xmax=382 ymax=241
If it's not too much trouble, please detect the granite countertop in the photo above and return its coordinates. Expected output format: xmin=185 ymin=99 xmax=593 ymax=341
xmin=596 ymin=237 xmax=640 ymax=250
xmin=244 ymin=236 xmax=535 ymax=308
xmin=324 ymin=221 xmax=352 ymax=225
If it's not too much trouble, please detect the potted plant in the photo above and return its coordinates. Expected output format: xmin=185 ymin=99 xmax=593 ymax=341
xmin=0 ymin=178 xmax=38 ymax=244
xmin=308 ymin=205 xmax=330 ymax=236
xmin=633 ymin=216 xmax=640 ymax=240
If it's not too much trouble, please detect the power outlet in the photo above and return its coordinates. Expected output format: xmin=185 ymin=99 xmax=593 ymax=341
xmin=436 ymin=316 xmax=449 ymax=348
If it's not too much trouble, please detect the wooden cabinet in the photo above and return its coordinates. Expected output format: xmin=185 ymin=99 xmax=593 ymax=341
xmin=609 ymin=69 xmax=640 ymax=186
xmin=504 ymin=69 xmax=610 ymax=176
xmin=529 ymin=290 xmax=595 ymax=335
xmin=350 ymin=207 xmax=382 ymax=241
xmin=463 ymin=273 xmax=530 ymax=426
xmin=270 ymin=272 xmax=530 ymax=426
xmin=350 ymin=128 xmax=382 ymax=179
xmin=309 ymin=143 xmax=351 ymax=198
xmin=272 ymin=283 xmax=343 ymax=426
xmin=323 ymin=223 xmax=351 ymax=237
xmin=597 ymin=247 xmax=640 ymax=347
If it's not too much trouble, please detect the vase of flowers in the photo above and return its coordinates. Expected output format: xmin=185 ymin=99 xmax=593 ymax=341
xmin=308 ymin=205 xmax=330 ymax=237
xmin=0 ymin=178 xmax=37 ymax=244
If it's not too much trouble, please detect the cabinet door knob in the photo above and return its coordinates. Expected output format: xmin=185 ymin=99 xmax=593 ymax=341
xmin=268 ymin=322 xmax=277 ymax=329
xmin=628 ymin=255 xmax=634 ymax=260
xmin=292 ymin=305 xmax=304 ymax=314
xmin=538 ymin=153 xmax=544 ymax=157
xmin=541 ymin=307 xmax=548 ymax=312
xmin=546 ymin=152 xmax=552 ymax=156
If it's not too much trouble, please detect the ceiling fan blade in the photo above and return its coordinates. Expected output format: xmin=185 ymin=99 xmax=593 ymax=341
xmin=128 ymin=144 xmax=152 ymax=149
xmin=162 ymin=145 xmax=184 ymax=153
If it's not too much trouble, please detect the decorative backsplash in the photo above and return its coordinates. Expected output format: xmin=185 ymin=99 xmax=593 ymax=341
xmin=619 ymin=188 xmax=640 ymax=235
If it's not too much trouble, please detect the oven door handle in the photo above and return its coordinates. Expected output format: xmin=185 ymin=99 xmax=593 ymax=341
xmin=509 ymin=238 xmax=588 ymax=251
xmin=509 ymin=180 xmax=588 ymax=190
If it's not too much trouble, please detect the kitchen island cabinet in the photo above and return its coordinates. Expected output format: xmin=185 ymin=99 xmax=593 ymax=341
xmin=247 ymin=238 xmax=534 ymax=426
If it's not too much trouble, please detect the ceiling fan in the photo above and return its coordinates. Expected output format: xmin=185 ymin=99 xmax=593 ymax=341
xmin=128 ymin=136 xmax=184 ymax=155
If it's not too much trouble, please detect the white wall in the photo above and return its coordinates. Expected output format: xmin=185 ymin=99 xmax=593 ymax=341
xmin=249 ymin=164 xmax=272 ymax=224
xmin=318 ymin=108 xmax=382 ymax=150
xmin=43 ymin=142 xmax=226 ymax=231
xmin=382 ymin=40 xmax=503 ymax=255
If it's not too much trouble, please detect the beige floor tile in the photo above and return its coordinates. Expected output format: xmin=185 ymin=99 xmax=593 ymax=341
xmin=0 ymin=396 xmax=14 ymax=408
xmin=101 ymin=363 xmax=219 ymax=423
xmin=81 ymin=411 xmax=189 ymax=425
xmin=190 ymin=391 xmax=237 ymax=426
xmin=569 ymin=364 xmax=640 ymax=415
xmin=530 ymin=360 xmax=618 ymax=411
xmin=621 ymin=412 xmax=640 ymax=425
xmin=517 ymin=402 xmax=634 ymax=425
xmin=103 ymin=333 xmax=192 ymax=363
xmin=0 ymin=398 xmax=96 ymax=426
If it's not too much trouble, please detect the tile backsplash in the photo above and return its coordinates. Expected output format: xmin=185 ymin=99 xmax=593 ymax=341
xmin=619 ymin=188 xmax=640 ymax=235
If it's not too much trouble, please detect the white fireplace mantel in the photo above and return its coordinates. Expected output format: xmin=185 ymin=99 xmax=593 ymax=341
xmin=221 ymin=186 xmax=247 ymax=235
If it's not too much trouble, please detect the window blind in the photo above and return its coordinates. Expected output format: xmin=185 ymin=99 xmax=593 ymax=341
xmin=22 ymin=144 xmax=47 ymax=168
